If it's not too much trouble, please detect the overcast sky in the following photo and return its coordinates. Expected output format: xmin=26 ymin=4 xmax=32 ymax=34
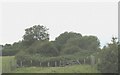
xmin=0 ymin=2 xmax=118 ymax=47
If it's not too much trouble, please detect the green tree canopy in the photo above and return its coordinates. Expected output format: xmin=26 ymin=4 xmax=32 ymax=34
xmin=23 ymin=25 xmax=49 ymax=45
xmin=79 ymin=36 xmax=100 ymax=50
xmin=26 ymin=40 xmax=59 ymax=56
xmin=54 ymin=32 xmax=82 ymax=51
xmin=97 ymin=37 xmax=118 ymax=73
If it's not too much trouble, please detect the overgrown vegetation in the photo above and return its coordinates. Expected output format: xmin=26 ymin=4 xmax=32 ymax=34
xmin=2 ymin=25 xmax=118 ymax=73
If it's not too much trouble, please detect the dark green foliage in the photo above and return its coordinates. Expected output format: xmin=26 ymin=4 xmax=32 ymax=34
xmin=63 ymin=37 xmax=82 ymax=49
xmin=36 ymin=41 xmax=59 ymax=56
xmin=2 ymin=41 xmax=25 ymax=56
xmin=23 ymin=25 xmax=49 ymax=46
xmin=15 ymin=51 xmax=32 ymax=67
xmin=62 ymin=46 xmax=81 ymax=54
xmin=54 ymin=32 xmax=82 ymax=51
xmin=79 ymin=36 xmax=100 ymax=50
xmin=60 ymin=35 xmax=100 ymax=56
xmin=97 ymin=37 xmax=118 ymax=73
xmin=2 ymin=25 xmax=106 ymax=68
xmin=54 ymin=32 xmax=100 ymax=55
xmin=3 ymin=30 xmax=101 ymax=67
xmin=2 ymin=48 xmax=18 ymax=56
xmin=26 ymin=40 xmax=44 ymax=54
xmin=26 ymin=40 xmax=59 ymax=56
xmin=4 ymin=44 xmax=11 ymax=47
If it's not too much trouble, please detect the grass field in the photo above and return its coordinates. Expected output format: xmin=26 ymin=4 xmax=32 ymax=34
xmin=1 ymin=56 xmax=16 ymax=73
xmin=1 ymin=56 xmax=100 ymax=73
xmin=0 ymin=56 xmax=2 ymax=74
xmin=12 ymin=65 xmax=99 ymax=73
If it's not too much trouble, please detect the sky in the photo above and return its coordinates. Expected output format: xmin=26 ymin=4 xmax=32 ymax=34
xmin=0 ymin=2 xmax=118 ymax=48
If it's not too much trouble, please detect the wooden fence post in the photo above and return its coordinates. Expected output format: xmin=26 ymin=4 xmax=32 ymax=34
xmin=30 ymin=60 xmax=32 ymax=66
xmin=84 ymin=59 xmax=86 ymax=64
xmin=14 ymin=59 xmax=17 ymax=69
xmin=90 ymin=55 xmax=95 ymax=66
xmin=39 ymin=62 xmax=41 ymax=66
xmin=59 ymin=60 xmax=61 ymax=66
xmin=55 ymin=61 xmax=57 ymax=67
xmin=47 ymin=62 xmax=50 ymax=67
xmin=20 ymin=61 xmax=22 ymax=67
xmin=97 ymin=58 xmax=100 ymax=64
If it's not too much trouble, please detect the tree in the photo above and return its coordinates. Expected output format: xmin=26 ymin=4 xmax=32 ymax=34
xmin=79 ymin=36 xmax=100 ymax=51
xmin=37 ymin=41 xmax=59 ymax=56
xmin=64 ymin=37 xmax=82 ymax=47
xmin=97 ymin=37 xmax=118 ymax=73
xmin=23 ymin=25 xmax=49 ymax=45
xmin=54 ymin=32 xmax=82 ymax=51
xmin=62 ymin=46 xmax=81 ymax=54
xmin=2 ymin=42 xmax=24 ymax=56
xmin=26 ymin=40 xmax=59 ymax=56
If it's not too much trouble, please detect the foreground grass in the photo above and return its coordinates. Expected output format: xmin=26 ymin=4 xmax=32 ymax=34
xmin=12 ymin=65 xmax=99 ymax=73
xmin=0 ymin=56 xmax=2 ymax=73
xmin=2 ymin=56 xmax=16 ymax=73
xmin=1 ymin=56 xmax=100 ymax=73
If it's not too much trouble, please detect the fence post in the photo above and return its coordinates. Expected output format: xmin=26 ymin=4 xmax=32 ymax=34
xmin=14 ymin=59 xmax=17 ymax=69
xmin=39 ymin=62 xmax=41 ymax=66
xmin=47 ymin=62 xmax=50 ymax=67
xmin=11 ymin=59 xmax=15 ymax=71
xmin=97 ymin=58 xmax=100 ymax=64
xmin=20 ymin=61 xmax=22 ymax=67
xmin=30 ymin=60 xmax=32 ymax=66
xmin=59 ymin=60 xmax=61 ymax=66
xmin=55 ymin=61 xmax=57 ymax=67
xmin=90 ymin=55 xmax=95 ymax=66
xmin=9 ymin=60 xmax=12 ymax=72
xmin=84 ymin=59 xmax=86 ymax=64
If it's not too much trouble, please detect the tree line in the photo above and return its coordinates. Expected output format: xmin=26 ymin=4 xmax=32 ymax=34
xmin=2 ymin=25 xmax=118 ymax=73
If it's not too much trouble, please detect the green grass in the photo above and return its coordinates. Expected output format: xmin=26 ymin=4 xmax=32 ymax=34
xmin=2 ymin=56 xmax=16 ymax=73
xmin=0 ymin=56 xmax=2 ymax=73
xmin=1 ymin=56 xmax=100 ymax=73
xmin=12 ymin=65 xmax=99 ymax=73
